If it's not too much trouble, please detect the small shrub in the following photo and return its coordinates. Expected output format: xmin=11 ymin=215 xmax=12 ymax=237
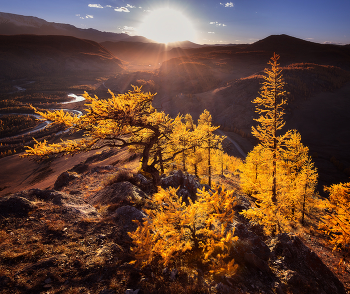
xmin=102 ymin=169 xmax=135 ymax=186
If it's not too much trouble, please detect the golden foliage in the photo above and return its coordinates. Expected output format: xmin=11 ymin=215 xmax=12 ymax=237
xmin=319 ymin=182 xmax=350 ymax=262
xmin=129 ymin=185 xmax=239 ymax=278
xmin=23 ymin=86 xmax=225 ymax=186
xmin=240 ymin=54 xmax=319 ymax=235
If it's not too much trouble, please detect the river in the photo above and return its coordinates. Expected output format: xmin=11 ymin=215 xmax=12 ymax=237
xmin=0 ymin=93 xmax=85 ymax=141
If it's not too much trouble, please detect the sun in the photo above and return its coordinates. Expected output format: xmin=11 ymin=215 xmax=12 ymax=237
xmin=138 ymin=8 xmax=196 ymax=44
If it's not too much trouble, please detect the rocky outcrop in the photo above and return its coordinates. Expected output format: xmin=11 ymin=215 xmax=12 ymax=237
xmin=111 ymin=205 xmax=146 ymax=235
xmin=87 ymin=181 xmax=148 ymax=208
xmin=227 ymin=223 xmax=346 ymax=294
xmin=8 ymin=189 xmax=99 ymax=219
xmin=0 ymin=195 xmax=36 ymax=217
xmin=161 ymin=170 xmax=205 ymax=201
xmin=269 ymin=233 xmax=346 ymax=294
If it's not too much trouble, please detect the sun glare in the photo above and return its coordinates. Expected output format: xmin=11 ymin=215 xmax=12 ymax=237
xmin=138 ymin=8 xmax=196 ymax=44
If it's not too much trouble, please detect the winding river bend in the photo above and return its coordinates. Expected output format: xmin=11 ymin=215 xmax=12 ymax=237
xmin=0 ymin=93 xmax=85 ymax=141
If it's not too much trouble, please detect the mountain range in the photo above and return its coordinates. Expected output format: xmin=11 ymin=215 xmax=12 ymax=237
xmin=1 ymin=11 xmax=350 ymax=192
xmin=0 ymin=11 xmax=203 ymax=47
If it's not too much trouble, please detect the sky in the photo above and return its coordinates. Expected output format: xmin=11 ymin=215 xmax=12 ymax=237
xmin=1 ymin=0 xmax=350 ymax=45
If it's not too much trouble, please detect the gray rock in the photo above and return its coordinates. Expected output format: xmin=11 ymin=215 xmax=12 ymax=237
xmin=112 ymin=205 xmax=146 ymax=233
xmin=170 ymin=268 xmax=178 ymax=281
xmin=125 ymin=289 xmax=139 ymax=294
xmin=161 ymin=170 xmax=202 ymax=201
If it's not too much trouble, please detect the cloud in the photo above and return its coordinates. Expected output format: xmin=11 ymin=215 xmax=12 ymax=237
xmin=126 ymin=4 xmax=135 ymax=8
xmin=86 ymin=15 xmax=94 ymax=18
xmin=120 ymin=25 xmax=135 ymax=34
xmin=115 ymin=7 xmax=130 ymax=12
xmin=208 ymin=32 xmax=215 ymax=34
xmin=106 ymin=5 xmax=112 ymax=8
xmin=220 ymin=2 xmax=234 ymax=8
xmin=88 ymin=4 xmax=103 ymax=8
xmin=123 ymin=26 xmax=135 ymax=31
xmin=210 ymin=21 xmax=227 ymax=27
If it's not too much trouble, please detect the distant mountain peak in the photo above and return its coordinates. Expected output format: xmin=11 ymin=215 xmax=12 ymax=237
xmin=0 ymin=11 xmax=153 ymax=43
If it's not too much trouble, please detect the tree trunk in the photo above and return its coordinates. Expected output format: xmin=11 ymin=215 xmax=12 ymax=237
xmin=142 ymin=132 xmax=161 ymax=189
xmin=193 ymin=146 xmax=198 ymax=177
xmin=272 ymin=77 xmax=278 ymax=204
xmin=301 ymin=182 xmax=307 ymax=225
xmin=208 ymin=145 xmax=211 ymax=187
xmin=158 ymin=148 xmax=164 ymax=175
xmin=182 ymin=150 xmax=186 ymax=171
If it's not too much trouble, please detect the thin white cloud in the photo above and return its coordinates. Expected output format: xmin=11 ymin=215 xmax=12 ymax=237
xmin=208 ymin=32 xmax=215 ymax=34
xmin=121 ymin=26 xmax=135 ymax=34
xmin=115 ymin=7 xmax=130 ymax=12
xmin=76 ymin=14 xmax=80 ymax=16
xmin=106 ymin=5 xmax=112 ymax=8
xmin=86 ymin=15 xmax=94 ymax=18
xmin=88 ymin=4 xmax=103 ymax=8
xmin=210 ymin=21 xmax=227 ymax=27
xmin=123 ymin=26 xmax=135 ymax=31
xmin=220 ymin=2 xmax=234 ymax=8
xmin=126 ymin=4 xmax=135 ymax=8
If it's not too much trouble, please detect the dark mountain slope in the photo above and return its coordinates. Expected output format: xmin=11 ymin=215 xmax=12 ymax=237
xmin=0 ymin=34 xmax=123 ymax=79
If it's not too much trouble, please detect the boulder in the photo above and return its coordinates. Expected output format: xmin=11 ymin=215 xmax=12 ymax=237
xmin=87 ymin=181 xmax=147 ymax=208
xmin=0 ymin=195 xmax=36 ymax=217
xmin=54 ymin=171 xmax=79 ymax=190
xmin=111 ymin=205 xmax=146 ymax=234
xmin=161 ymin=170 xmax=203 ymax=201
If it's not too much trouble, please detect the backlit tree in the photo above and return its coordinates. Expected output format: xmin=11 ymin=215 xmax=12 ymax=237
xmin=251 ymin=53 xmax=291 ymax=203
xmin=129 ymin=185 xmax=239 ymax=278
xmin=240 ymin=55 xmax=318 ymax=234
xmin=319 ymin=182 xmax=350 ymax=263
xmin=23 ymin=87 xmax=202 ymax=187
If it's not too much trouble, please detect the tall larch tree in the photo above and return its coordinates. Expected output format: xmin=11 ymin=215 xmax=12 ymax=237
xmin=197 ymin=110 xmax=225 ymax=187
xmin=241 ymin=55 xmax=318 ymax=235
xmin=251 ymin=53 xmax=291 ymax=203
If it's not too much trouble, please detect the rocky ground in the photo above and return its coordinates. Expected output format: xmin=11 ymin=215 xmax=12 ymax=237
xmin=0 ymin=150 xmax=349 ymax=294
